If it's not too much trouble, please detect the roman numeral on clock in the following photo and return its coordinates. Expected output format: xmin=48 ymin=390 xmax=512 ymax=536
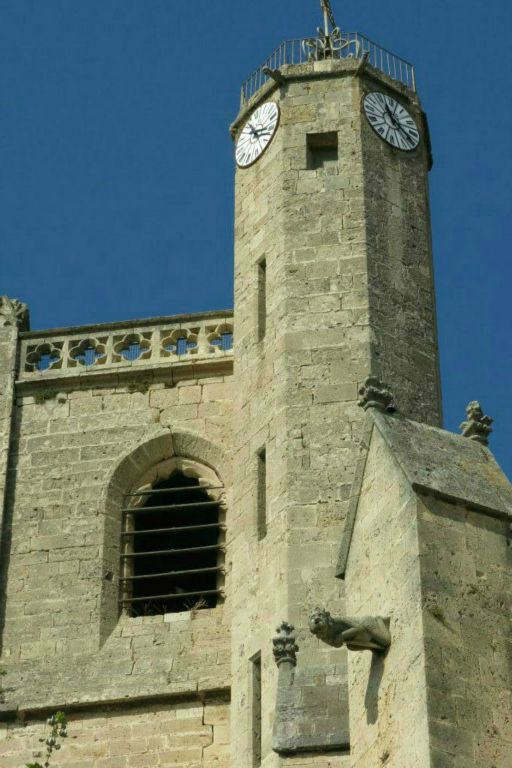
xmin=363 ymin=91 xmax=420 ymax=152
xmin=236 ymin=102 xmax=280 ymax=168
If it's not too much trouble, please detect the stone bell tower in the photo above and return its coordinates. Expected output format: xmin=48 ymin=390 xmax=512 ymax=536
xmin=229 ymin=5 xmax=442 ymax=768
xmin=0 ymin=6 xmax=509 ymax=768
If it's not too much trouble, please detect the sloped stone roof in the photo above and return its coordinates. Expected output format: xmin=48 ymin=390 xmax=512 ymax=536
xmin=372 ymin=410 xmax=512 ymax=518
xmin=337 ymin=410 xmax=512 ymax=578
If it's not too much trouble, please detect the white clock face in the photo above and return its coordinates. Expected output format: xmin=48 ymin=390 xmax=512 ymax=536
xmin=236 ymin=102 xmax=280 ymax=168
xmin=363 ymin=92 xmax=420 ymax=151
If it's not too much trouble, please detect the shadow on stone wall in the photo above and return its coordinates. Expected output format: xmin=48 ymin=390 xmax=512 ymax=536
xmin=364 ymin=652 xmax=385 ymax=725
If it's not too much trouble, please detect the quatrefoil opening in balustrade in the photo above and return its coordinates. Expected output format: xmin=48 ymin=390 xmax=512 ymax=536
xmin=25 ymin=342 xmax=63 ymax=372
xmin=113 ymin=333 xmax=152 ymax=363
xmin=161 ymin=328 xmax=199 ymax=358
xmin=69 ymin=338 xmax=107 ymax=367
xmin=206 ymin=323 xmax=234 ymax=353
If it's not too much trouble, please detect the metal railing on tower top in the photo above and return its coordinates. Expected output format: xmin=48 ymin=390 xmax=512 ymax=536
xmin=240 ymin=32 xmax=416 ymax=107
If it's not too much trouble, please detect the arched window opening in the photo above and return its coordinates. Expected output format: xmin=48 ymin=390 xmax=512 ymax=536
xmin=120 ymin=471 xmax=225 ymax=616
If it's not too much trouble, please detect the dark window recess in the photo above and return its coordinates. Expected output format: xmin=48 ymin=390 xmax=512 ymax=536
xmin=256 ymin=447 xmax=267 ymax=541
xmin=257 ymin=258 xmax=266 ymax=341
xmin=307 ymin=132 xmax=339 ymax=170
xmin=251 ymin=653 xmax=262 ymax=767
xmin=120 ymin=472 xmax=224 ymax=616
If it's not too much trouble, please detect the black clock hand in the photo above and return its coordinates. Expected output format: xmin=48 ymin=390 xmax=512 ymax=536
xmin=384 ymin=104 xmax=399 ymax=128
xmin=397 ymin=124 xmax=412 ymax=145
xmin=384 ymin=102 xmax=415 ymax=143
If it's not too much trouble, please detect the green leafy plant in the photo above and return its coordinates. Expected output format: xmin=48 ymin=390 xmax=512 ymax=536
xmin=26 ymin=711 xmax=68 ymax=768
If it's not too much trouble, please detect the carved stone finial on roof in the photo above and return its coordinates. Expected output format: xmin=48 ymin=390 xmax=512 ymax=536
xmin=460 ymin=401 xmax=493 ymax=446
xmin=0 ymin=295 xmax=29 ymax=331
xmin=358 ymin=376 xmax=396 ymax=413
xmin=272 ymin=622 xmax=299 ymax=668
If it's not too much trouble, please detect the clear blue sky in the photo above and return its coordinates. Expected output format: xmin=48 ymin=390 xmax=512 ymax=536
xmin=1 ymin=0 xmax=510 ymax=476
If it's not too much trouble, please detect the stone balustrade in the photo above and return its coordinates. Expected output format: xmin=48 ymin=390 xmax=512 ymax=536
xmin=17 ymin=310 xmax=234 ymax=382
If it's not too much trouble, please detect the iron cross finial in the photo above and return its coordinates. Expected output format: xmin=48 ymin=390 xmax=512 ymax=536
xmin=320 ymin=0 xmax=338 ymax=36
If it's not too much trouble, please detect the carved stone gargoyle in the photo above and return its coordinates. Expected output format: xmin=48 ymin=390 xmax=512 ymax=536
xmin=309 ymin=607 xmax=391 ymax=652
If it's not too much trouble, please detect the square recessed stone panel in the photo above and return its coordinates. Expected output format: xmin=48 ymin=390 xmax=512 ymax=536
xmin=272 ymin=665 xmax=350 ymax=755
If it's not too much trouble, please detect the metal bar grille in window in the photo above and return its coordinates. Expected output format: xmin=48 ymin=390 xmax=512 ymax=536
xmin=120 ymin=472 xmax=225 ymax=616
xmin=126 ymin=485 xmax=223 ymax=497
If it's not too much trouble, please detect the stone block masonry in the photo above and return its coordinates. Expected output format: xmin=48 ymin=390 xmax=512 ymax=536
xmin=345 ymin=412 xmax=512 ymax=767
xmin=0 ymin=38 xmax=479 ymax=768
xmin=418 ymin=497 xmax=512 ymax=766
xmin=230 ymin=57 xmax=441 ymax=766
xmin=0 ymin=313 xmax=233 ymax=718
xmin=0 ymin=298 xmax=29 ymax=570
xmin=0 ymin=699 xmax=229 ymax=767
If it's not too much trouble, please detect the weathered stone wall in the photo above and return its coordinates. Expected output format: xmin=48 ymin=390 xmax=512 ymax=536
xmin=345 ymin=420 xmax=512 ymax=767
xmin=361 ymin=81 xmax=442 ymax=426
xmin=0 ymin=352 xmax=233 ymax=712
xmin=1 ymin=52 xmax=446 ymax=768
xmin=0 ymin=298 xmax=27 ymax=556
xmin=0 ymin=327 xmax=17 ymax=543
xmin=0 ymin=698 xmax=229 ymax=768
xmin=418 ymin=495 xmax=512 ymax=766
xmin=230 ymin=58 xmax=440 ymax=766
xmin=345 ymin=425 xmax=430 ymax=767
xmin=231 ymin=67 xmax=355 ymax=767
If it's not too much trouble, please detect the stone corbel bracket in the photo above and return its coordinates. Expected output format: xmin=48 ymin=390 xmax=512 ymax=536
xmin=262 ymin=66 xmax=285 ymax=85
xmin=309 ymin=607 xmax=391 ymax=652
